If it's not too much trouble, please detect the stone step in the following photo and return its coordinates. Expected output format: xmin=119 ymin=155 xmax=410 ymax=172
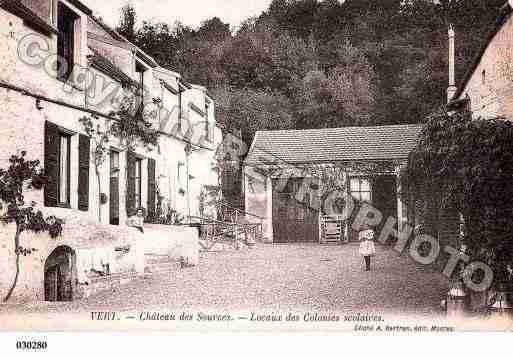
xmin=79 ymin=271 xmax=142 ymax=299
xmin=144 ymin=260 xmax=182 ymax=275
xmin=145 ymin=254 xmax=174 ymax=265
xmin=88 ymin=271 xmax=140 ymax=286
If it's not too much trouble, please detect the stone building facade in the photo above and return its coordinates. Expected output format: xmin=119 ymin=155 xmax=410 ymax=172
xmin=0 ymin=0 xmax=222 ymax=302
xmin=453 ymin=3 xmax=513 ymax=120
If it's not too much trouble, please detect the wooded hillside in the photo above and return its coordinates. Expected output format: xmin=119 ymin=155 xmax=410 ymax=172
xmin=116 ymin=0 xmax=505 ymax=146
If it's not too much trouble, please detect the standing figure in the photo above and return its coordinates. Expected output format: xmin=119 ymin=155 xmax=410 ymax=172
xmin=359 ymin=227 xmax=376 ymax=271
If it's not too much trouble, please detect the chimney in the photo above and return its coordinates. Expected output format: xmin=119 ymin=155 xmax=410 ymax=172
xmin=447 ymin=24 xmax=457 ymax=103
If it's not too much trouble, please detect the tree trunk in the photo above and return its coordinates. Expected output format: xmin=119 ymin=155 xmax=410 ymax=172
xmin=4 ymin=227 xmax=21 ymax=302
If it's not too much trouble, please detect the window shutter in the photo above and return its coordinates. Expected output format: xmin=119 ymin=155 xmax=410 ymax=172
xmin=147 ymin=158 xmax=156 ymax=218
xmin=44 ymin=121 xmax=60 ymax=207
xmin=78 ymin=134 xmax=90 ymax=211
xmin=126 ymin=151 xmax=136 ymax=215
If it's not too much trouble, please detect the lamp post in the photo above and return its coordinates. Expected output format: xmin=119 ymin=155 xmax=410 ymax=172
xmin=488 ymin=282 xmax=513 ymax=319
xmin=446 ymin=281 xmax=469 ymax=318
xmin=445 ymin=244 xmax=470 ymax=318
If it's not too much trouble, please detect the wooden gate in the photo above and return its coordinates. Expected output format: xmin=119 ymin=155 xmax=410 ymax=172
xmin=272 ymin=178 xmax=319 ymax=243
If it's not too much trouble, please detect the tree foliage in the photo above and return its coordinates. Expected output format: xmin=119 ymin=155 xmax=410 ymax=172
xmin=408 ymin=109 xmax=513 ymax=285
xmin=117 ymin=0 xmax=505 ymax=146
xmin=117 ymin=3 xmax=137 ymax=43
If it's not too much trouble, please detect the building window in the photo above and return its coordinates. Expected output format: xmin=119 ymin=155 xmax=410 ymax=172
xmin=135 ymin=61 xmax=146 ymax=117
xmin=482 ymin=69 xmax=486 ymax=85
xmin=135 ymin=158 xmax=142 ymax=209
xmin=110 ymin=151 xmax=120 ymax=174
xmin=50 ymin=0 xmax=56 ymax=24
xmin=136 ymin=61 xmax=145 ymax=88
xmin=205 ymin=102 xmax=214 ymax=142
xmin=57 ymin=2 xmax=78 ymax=80
xmin=205 ymin=121 xmax=211 ymax=142
xmin=58 ymin=133 xmax=71 ymax=205
xmin=110 ymin=150 xmax=120 ymax=225
xmin=177 ymin=162 xmax=185 ymax=186
xmin=350 ymin=177 xmax=371 ymax=203
xmin=178 ymin=89 xmax=183 ymax=131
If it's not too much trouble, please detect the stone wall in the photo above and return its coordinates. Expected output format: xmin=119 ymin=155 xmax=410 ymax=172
xmin=0 ymin=219 xmax=146 ymax=303
xmin=0 ymin=3 xmax=219 ymax=302
xmin=0 ymin=6 xmax=159 ymax=226
xmin=143 ymin=224 xmax=199 ymax=266
xmin=459 ymin=13 xmax=513 ymax=120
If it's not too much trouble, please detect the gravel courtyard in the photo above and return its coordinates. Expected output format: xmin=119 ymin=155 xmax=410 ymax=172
xmin=4 ymin=243 xmax=449 ymax=316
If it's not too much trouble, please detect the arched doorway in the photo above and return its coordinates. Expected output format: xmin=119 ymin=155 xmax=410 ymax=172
xmin=44 ymin=246 xmax=76 ymax=302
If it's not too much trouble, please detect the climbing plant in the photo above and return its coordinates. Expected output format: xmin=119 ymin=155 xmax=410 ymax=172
xmin=407 ymin=108 xmax=513 ymax=287
xmin=79 ymin=116 xmax=111 ymax=222
xmin=108 ymin=91 xmax=160 ymax=152
xmin=0 ymin=152 xmax=64 ymax=302
xmin=80 ymin=90 xmax=161 ymax=222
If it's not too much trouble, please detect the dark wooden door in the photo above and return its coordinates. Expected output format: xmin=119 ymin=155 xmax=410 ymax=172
xmin=44 ymin=265 xmax=72 ymax=302
xmin=272 ymin=178 xmax=318 ymax=243
xmin=110 ymin=177 xmax=119 ymax=225
xmin=44 ymin=266 xmax=58 ymax=302
xmin=373 ymin=176 xmax=397 ymax=237
xmin=110 ymin=150 xmax=120 ymax=225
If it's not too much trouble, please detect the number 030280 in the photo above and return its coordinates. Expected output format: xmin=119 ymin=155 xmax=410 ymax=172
xmin=16 ymin=340 xmax=48 ymax=350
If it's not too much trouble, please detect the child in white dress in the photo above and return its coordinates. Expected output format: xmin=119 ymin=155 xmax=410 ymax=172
xmin=359 ymin=228 xmax=376 ymax=271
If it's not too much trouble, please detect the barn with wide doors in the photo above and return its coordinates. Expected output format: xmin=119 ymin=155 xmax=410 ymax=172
xmin=243 ymin=124 xmax=425 ymax=244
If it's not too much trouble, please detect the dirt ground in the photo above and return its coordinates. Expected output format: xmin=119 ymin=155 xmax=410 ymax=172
xmin=1 ymin=243 xmax=449 ymax=316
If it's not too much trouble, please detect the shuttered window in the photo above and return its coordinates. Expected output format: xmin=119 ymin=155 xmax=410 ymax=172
xmin=126 ymin=151 xmax=137 ymax=215
xmin=44 ymin=121 xmax=72 ymax=208
xmin=44 ymin=122 xmax=60 ymax=207
xmin=78 ymin=134 xmax=90 ymax=211
xmin=135 ymin=158 xmax=142 ymax=209
xmin=59 ymin=135 xmax=71 ymax=204
xmin=57 ymin=2 xmax=78 ymax=80
xmin=147 ymin=158 xmax=156 ymax=218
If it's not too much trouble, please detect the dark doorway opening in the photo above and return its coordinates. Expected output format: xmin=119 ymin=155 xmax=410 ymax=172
xmin=110 ymin=150 xmax=120 ymax=225
xmin=44 ymin=246 xmax=76 ymax=302
xmin=372 ymin=175 xmax=398 ymax=241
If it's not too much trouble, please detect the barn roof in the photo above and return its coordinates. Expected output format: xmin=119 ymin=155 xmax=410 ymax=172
xmin=244 ymin=124 xmax=424 ymax=166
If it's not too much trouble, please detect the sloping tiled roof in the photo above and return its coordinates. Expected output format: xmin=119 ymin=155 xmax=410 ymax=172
xmin=244 ymin=124 xmax=424 ymax=165
xmin=88 ymin=48 xmax=140 ymax=89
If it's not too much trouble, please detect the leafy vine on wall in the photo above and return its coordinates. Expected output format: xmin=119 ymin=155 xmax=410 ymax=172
xmin=407 ymin=108 xmax=513 ymax=286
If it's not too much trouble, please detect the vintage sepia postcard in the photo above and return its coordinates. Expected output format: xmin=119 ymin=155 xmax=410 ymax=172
xmin=1 ymin=0 xmax=513 ymax=351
